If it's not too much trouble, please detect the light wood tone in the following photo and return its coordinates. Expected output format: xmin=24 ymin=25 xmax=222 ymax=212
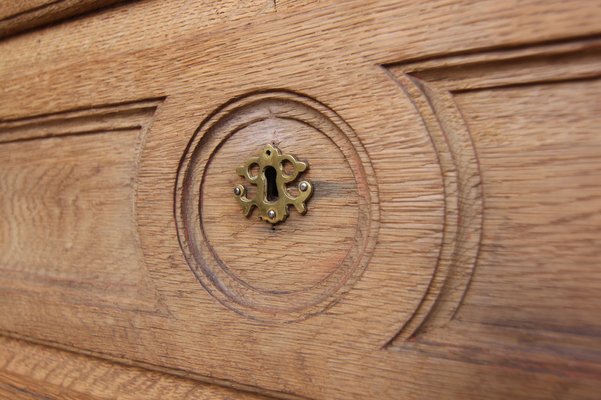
xmin=385 ymin=37 xmax=601 ymax=343
xmin=0 ymin=0 xmax=57 ymax=18
xmin=204 ymin=118 xmax=360 ymax=295
xmin=0 ymin=0 xmax=124 ymax=38
xmin=0 ymin=0 xmax=317 ymax=40
xmin=0 ymin=0 xmax=600 ymax=399
xmin=0 ymin=100 xmax=162 ymax=312
xmin=176 ymin=91 xmax=382 ymax=321
xmin=0 ymin=336 xmax=271 ymax=400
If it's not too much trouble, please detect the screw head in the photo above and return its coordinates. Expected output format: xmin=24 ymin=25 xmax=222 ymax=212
xmin=233 ymin=186 xmax=242 ymax=196
xmin=299 ymin=181 xmax=309 ymax=192
xmin=267 ymin=209 xmax=276 ymax=219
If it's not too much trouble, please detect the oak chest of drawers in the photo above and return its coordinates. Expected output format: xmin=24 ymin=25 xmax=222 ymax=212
xmin=1 ymin=1 xmax=601 ymax=399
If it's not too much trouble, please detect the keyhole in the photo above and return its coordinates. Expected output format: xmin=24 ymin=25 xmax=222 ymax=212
xmin=264 ymin=166 xmax=279 ymax=201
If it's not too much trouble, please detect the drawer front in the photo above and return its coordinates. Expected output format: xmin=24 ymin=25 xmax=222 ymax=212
xmin=1 ymin=1 xmax=601 ymax=399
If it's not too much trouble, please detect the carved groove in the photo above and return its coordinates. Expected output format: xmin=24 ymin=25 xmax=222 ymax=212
xmin=0 ymin=99 xmax=162 ymax=143
xmin=176 ymin=90 xmax=380 ymax=322
xmin=382 ymin=71 xmax=483 ymax=345
xmin=384 ymin=37 xmax=601 ymax=346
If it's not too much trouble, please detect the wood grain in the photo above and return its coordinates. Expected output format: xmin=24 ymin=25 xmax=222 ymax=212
xmin=455 ymin=78 xmax=601 ymax=335
xmin=0 ymin=100 xmax=163 ymax=315
xmin=176 ymin=91 xmax=380 ymax=321
xmin=0 ymin=0 xmax=600 ymax=399
xmin=386 ymin=37 xmax=601 ymax=344
xmin=0 ymin=0 xmax=126 ymax=38
xmin=0 ymin=336 xmax=271 ymax=400
xmin=0 ymin=0 xmax=318 ymax=40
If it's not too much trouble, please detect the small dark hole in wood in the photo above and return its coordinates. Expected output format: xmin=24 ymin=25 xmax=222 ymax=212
xmin=265 ymin=166 xmax=278 ymax=201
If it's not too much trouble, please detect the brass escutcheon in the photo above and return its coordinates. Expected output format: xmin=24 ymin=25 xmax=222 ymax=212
xmin=233 ymin=144 xmax=313 ymax=224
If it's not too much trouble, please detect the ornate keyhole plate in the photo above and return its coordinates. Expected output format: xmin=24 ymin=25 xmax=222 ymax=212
xmin=234 ymin=144 xmax=313 ymax=224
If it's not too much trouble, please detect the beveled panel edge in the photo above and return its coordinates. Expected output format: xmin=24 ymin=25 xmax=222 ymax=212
xmin=0 ymin=0 xmax=131 ymax=39
xmin=0 ymin=333 xmax=297 ymax=400
xmin=0 ymin=96 xmax=167 ymax=315
xmin=384 ymin=36 xmax=601 ymax=347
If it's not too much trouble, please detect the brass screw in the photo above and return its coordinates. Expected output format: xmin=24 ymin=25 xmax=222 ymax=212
xmin=299 ymin=181 xmax=309 ymax=192
xmin=267 ymin=209 xmax=276 ymax=219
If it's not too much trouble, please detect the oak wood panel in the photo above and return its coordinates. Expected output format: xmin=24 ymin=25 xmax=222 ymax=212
xmin=0 ymin=0 xmax=57 ymax=18
xmin=0 ymin=0 xmax=126 ymax=38
xmin=202 ymin=116 xmax=360 ymax=294
xmin=455 ymin=79 xmax=601 ymax=336
xmin=0 ymin=336 xmax=271 ymax=400
xmin=0 ymin=100 xmax=163 ymax=318
xmin=2 ymin=0 xmax=601 ymax=116
xmin=0 ymin=0 xmax=318 ymax=41
xmin=0 ymin=99 xmax=160 ymax=142
xmin=0 ymin=1 xmax=600 ymax=399
xmin=386 ymin=37 xmax=601 ymax=342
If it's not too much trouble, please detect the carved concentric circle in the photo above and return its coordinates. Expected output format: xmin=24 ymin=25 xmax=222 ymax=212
xmin=175 ymin=91 xmax=379 ymax=322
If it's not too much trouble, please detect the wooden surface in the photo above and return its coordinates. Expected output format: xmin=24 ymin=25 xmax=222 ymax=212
xmin=0 ymin=0 xmax=600 ymax=399
xmin=0 ymin=0 xmax=126 ymax=38
xmin=0 ymin=336 xmax=271 ymax=400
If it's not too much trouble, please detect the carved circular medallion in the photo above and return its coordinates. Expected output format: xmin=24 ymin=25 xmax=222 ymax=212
xmin=176 ymin=91 xmax=379 ymax=321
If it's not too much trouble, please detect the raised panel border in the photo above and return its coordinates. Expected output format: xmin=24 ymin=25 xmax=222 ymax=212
xmin=384 ymin=37 xmax=601 ymax=352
